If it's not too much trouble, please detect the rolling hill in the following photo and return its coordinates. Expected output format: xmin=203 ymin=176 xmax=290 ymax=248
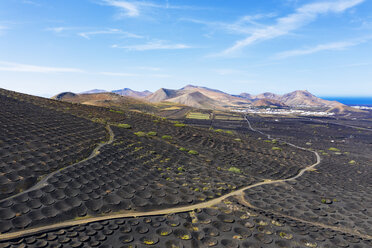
xmin=112 ymin=88 xmax=152 ymax=98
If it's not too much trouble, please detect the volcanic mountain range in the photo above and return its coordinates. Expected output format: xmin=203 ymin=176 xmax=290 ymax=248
xmin=54 ymin=84 xmax=359 ymax=112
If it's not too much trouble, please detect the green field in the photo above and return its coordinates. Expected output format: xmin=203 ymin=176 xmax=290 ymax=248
xmin=186 ymin=112 xmax=210 ymax=120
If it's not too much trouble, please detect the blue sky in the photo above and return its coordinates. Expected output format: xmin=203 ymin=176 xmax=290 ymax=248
xmin=0 ymin=0 xmax=371 ymax=97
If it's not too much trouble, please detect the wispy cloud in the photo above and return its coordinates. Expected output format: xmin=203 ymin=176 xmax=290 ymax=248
xmin=103 ymin=0 xmax=139 ymax=17
xmin=46 ymin=27 xmax=79 ymax=34
xmin=221 ymin=0 xmax=365 ymax=55
xmin=275 ymin=39 xmax=368 ymax=59
xmin=0 ymin=25 xmax=9 ymax=35
xmin=78 ymin=28 xmax=142 ymax=39
xmin=22 ymin=0 xmax=42 ymax=6
xmin=112 ymin=40 xmax=191 ymax=51
xmin=101 ymin=0 xmax=205 ymax=18
xmin=0 ymin=61 xmax=84 ymax=73
xmin=182 ymin=13 xmax=276 ymax=35
xmin=99 ymin=71 xmax=138 ymax=77
xmin=99 ymin=71 xmax=171 ymax=78
xmin=136 ymin=66 xmax=161 ymax=71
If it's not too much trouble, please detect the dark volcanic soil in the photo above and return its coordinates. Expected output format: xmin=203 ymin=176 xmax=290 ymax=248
xmin=0 ymin=88 xmax=371 ymax=247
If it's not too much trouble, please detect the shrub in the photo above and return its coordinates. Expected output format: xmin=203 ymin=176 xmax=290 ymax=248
xmin=188 ymin=150 xmax=199 ymax=155
xmin=147 ymin=131 xmax=157 ymax=136
xmin=174 ymin=123 xmax=186 ymax=127
xmin=134 ymin=132 xmax=146 ymax=137
xmin=234 ymin=138 xmax=242 ymax=142
xmin=162 ymin=135 xmax=172 ymax=140
xmin=272 ymin=147 xmax=282 ymax=151
xmin=117 ymin=124 xmax=131 ymax=129
xmin=109 ymin=109 xmax=123 ymax=114
xmin=228 ymin=167 xmax=241 ymax=173
xmin=348 ymin=160 xmax=356 ymax=164
xmin=328 ymin=147 xmax=340 ymax=152
xmin=179 ymin=147 xmax=188 ymax=151
xmin=225 ymin=130 xmax=233 ymax=135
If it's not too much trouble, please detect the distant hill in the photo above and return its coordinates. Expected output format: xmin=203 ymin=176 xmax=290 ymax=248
xmin=252 ymin=99 xmax=287 ymax=108
xmin=279 ymin=90 xmax=340 ymax=107
xmin=146 ymin=88 xmax=181 ymax=102
xmin=146 ymin=85 xmax=251 ymax=109
xmin=52 ymin=92 xmax=77 ymax=100
xmin=166 ymin=91 xmax=221 ymax=109
xmin=112 ymin=88 xmax=152 ymax=98
xmin=80 ymin=89 xmax=107 ymax=94
xmin=326 ymin=104 xmax=367 ymax=114
xmin=239 ymin=90 xmax=341 ymax=108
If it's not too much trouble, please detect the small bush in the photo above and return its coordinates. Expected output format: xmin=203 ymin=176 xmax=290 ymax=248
xmin=134 ymin=132 xmax=146 ymax=137
xmin=147 ymin=131 xmax=157 ymax=136
xmin=328 ymin=147 xmax=340 ymax=152
xmin=348 ymin=160 xmax=356 ymax=164
xmin=109 ymin=109 xmax=124 ymax=114
xmin=174 ymin=123 xmax=186 ymax=127
xmin=179 ymin=147 xmax=188 ymax=151
xmin=225 ymin=130 xmax=233 ymax=135
xmin=162 ymin=135 xmax=172 ymax=140
xmin=117 ymin=124 xmax=131 ymax=129
xmin=272 ymin=147 xmax=282 ymax=151
xmin=188 ymin=150 xmax=199 ymax=155
xmin=228 ymin=167 xmax=241 ymax=173
xmin=234 ymin=138 xmax=242 ymax=142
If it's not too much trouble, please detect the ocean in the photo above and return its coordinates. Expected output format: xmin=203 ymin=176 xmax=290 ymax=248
xmin=322 ymin=97 xmax=372 ymax=107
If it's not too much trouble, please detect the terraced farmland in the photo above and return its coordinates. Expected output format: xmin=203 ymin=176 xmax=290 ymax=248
xmin=0 ymin=88 xmax=371 ymax=247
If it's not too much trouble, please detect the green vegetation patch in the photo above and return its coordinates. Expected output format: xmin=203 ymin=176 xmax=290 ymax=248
xmin=162 ymin=135 xmax=173 ymax=140
xmin=179 ymin=147 xmax=188 ymax=151
xmin=134 ymin=131 xmax=146 ymax=137
xmin=174 ymin=123 xmax=186 ymax=127
xmin=117 ymin=123 xmax=131 ymax=129
xmin=109 ymin=109 xmax=124 ymax=114
xmin=147 ymin=131 xmax=157 ymax=136
xmin=228 ymin=167 xmax=241 ymax=173
xmin=188 ymin=150 xmax=199 ymax=155
xmin=272 ymin=147 xmax=282 ymax=151
xmin=186 ymin=112 xmax=210 ymax=120
xmin=328 ymin=147 xmax=340 ymax=152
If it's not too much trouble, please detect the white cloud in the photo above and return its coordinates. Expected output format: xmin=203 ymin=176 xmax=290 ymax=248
xmin=136 ymin=66 xmax=161 ymax=71
xmin=46 ymin=27 xmax=78 ymax=33
xmin=222 ymin=0 xmax=365 ymax=55
xmin=103 ymin=0 xmax=139 ymax=17
xmin=181 ymin=14 xmax=276 ymax=36
xmin=99 ymin=71 xmax=138 ymax=77
xmin=78 ymin=28 xmax=142 ymax=39
xmin=0 ymin=25 xmax=8 ymax=34
xmin=22 ymin=0 xmax=42 ymax=6
xmin=0 ymin=61 xmax=84 ymax=73
xmin=112 ymin=41 xmax=191 ymax=51
xmin=102 ymin=0 xmax=204 ymax=18
xmin=275 ymin=40 xmax=365 ymax=58
xmin=99 ymin=71 xmax=171 ymax=78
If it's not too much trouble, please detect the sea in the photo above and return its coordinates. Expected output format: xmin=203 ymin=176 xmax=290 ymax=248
xmin=322 ymin=97 xmax=372 ymax=107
